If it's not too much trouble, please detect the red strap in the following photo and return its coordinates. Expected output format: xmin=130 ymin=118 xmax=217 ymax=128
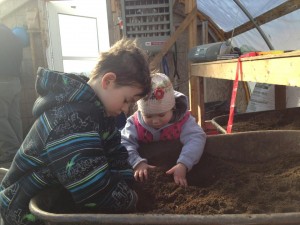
xmin=227 ymin=57 xmax=242 ymax=133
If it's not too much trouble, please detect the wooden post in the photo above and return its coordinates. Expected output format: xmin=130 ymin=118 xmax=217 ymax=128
xmin=28 ymin=31 xmax=37 ymax=74
xmin=186 ymin=0 xmax=199 ymax=122
xmin=275 ymin=85 xmax=286 ymax=110
xmin=196 ymin=20 xmax=208 ymax=127
xmin=202 ymin=21 xmax=208 ymax=44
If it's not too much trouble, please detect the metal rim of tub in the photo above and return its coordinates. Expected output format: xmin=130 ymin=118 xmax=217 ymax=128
xmin=29 ymin=195 xmax=300 ymax=225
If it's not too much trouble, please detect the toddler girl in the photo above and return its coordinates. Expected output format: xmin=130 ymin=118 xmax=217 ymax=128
xmin=121 ymin=73 xmax=206 ymax=187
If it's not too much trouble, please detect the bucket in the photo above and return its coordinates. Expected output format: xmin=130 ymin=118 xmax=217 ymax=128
xmin=29 ymin=131 xmax=300 ymax=225
xmin=211 ymin=107 xmax=300 ymax=134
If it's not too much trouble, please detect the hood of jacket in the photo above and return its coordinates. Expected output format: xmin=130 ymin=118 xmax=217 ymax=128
xmin=32 ymin=67 xmax=101 ymax=118
xmin=172 ymin=90 xmax=189 ymax=122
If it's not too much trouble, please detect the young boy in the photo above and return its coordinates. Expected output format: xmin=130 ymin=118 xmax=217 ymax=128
xmin=121 ymin=73 xmax=206 ymax=187
xmin=0 ymin=38 xmax=151 ymax=225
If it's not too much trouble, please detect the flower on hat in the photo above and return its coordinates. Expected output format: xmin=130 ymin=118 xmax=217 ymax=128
xmin=154 ymin=88 xmax=164 ymax=100
xmin=137 ymin=73 xmax=175 ymax=114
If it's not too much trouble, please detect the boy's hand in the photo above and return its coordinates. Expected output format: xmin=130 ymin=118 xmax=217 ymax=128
xmin=166 ymin=163 xmax=188 ymax=187
xmin=134 ymin=162 xmax=156 ymax=182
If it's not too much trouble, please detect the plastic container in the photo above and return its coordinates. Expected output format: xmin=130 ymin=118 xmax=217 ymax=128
xmin=29 ymin=131 xmax=300 ymax=225
xmin=211 ymin=107 xmax=300 ymax=134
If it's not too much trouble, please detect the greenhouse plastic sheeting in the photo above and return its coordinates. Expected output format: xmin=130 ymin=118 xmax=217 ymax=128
xmin=196 ymin=0 xmax=300 ymax=51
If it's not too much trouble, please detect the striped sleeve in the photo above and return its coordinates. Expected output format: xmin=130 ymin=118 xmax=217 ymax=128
xmin=45 ymin=131 xmax=112 ymax=203
xmin=45 ymin=130 xmax=137 ymax=210
xmin=103 ymin=128 xmax=135 ymax=186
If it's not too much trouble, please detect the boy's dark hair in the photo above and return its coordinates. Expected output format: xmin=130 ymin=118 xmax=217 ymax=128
xmin=90 ymin=38 xmax=151 ymax=97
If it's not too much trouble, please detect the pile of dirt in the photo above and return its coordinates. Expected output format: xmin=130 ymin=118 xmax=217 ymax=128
xmin=230 ymin=114 xmax=300 ymax=132
xmin=135 ymin=152 xmax=300 ymax=214
xmin=47 ymin=140 xmax=300 ymax=215
xmin=214 ymin=108 xmax=300 ymax=133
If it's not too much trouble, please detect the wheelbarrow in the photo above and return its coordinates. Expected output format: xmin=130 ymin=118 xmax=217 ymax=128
xmin=28 ymin=130 xmax=300 ymax=225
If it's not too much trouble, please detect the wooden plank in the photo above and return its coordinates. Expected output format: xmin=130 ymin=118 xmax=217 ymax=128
xmin=111 ymin=0 xmax=117 ymax=12
xmin=197 ymin=11 xmax=224 ymax=41
xmin=28 ymin=31 xmax=37 ymax=74
xmin=275 ymin=85 xmax=286 ymax=110
xmin=150 ymin=6 xmax=197 ymax=71
xmin=197 ymin=75 xmax=205 ymax=126
xmin=186 ymin=0 xmax=199 ymax=123
xmin=191 ymin=51 xmax=300 ymax=87
xmin=202 ymin=21 xmax=208 ymax=44
xmin=198 ymin=20 xmax=208 ymax=127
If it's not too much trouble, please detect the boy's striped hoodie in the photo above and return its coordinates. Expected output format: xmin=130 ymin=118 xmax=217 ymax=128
xmin=0 ymin=68 xmax=137 ymax=225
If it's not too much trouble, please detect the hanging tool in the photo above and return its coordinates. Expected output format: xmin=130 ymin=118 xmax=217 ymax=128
xmin=162 ymin=55 xmax=169 ymax=76
xmin=173 ymin=42 xmax=180 ymax=80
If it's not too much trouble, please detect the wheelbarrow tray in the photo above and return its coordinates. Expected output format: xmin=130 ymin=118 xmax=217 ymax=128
xmin=29 ymin=131 xmax=300 ymax=225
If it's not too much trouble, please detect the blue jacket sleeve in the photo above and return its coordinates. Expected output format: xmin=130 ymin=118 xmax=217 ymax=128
xmin=45 ymin=117 xmax=137 ymax=212
xmin=102 ymin=127 xmax=135 ymax=185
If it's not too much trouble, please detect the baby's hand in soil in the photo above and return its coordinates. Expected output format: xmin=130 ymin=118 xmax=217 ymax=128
xmin=166 ymin=163 xmax=188 ymax=187
xmin=134 ymin=162 xmax=156 ymax=182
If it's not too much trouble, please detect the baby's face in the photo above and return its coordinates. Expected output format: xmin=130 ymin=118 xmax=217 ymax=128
xmin=142 ymin=110 xmax=173 ymax=129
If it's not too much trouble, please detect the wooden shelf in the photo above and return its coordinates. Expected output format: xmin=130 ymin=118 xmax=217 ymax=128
xmin=191 ymin=51 xmax=300 ymax=87
xmin=190 ymin=50 xmax=300 ymax=126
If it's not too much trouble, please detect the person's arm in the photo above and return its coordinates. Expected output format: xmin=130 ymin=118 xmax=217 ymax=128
xmin=121 ymin=116 xmax=147 ymax=168
xmin=102 ymin=127 xmax=135 ymax=186
xmin=45 ymin=112 xmax=137 ymax=212
xmin=178 ymin=114 xmax=207 ymax=171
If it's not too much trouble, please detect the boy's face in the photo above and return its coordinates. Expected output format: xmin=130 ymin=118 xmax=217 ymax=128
xmin=103 ymin=84 xmax=142 ymax=117
xmin=142 ymin=110 xmax=173 ymax=129
xmin=97 ymin=73 xmax=143 ymax=117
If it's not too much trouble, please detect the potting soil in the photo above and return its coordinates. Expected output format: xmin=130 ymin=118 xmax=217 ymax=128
xmin=51 ymin=149 xmax=300 ymax=215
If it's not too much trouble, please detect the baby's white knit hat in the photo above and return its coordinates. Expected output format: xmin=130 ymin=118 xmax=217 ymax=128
xmin=137 ymin=73 xmax=175 ymax=115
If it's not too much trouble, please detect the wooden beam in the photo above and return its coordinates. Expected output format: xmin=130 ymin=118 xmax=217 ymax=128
xmin=275 ymin=85 xmax=286 ymax=110
xmin=196 ymin=11 xmax=224 ymax=41
xmin=150 ymin=6 xmax=197 ymax=71
xmin=110 ymin=0 xmax=117 ymax=12
xmin=197 ymin=74 xmax=205 ymax=127
xmin=225 ymin=0 xmax=300 ymax=38
xmin=197 ymin=20 xmax=208 ymax=126
xmin=202 ymin=21 xmax=208 ymax=44
xmin=186 ymin=0 xmax=199 ymax=123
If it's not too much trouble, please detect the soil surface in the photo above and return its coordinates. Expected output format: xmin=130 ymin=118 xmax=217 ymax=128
xmin=135 ymin=151 xmax=300 ymax=214
xmin=230 ymin=115 xmax=300 ymax=133
xmin=47 ymin=141 xmax=300 ymax=216
xmin=217 ymin=108 xmax=300 ymax=133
